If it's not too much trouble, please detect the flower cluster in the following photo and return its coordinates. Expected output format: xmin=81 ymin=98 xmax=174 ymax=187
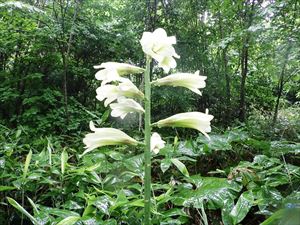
xmin=81 ymin=62 xmax=146 ymax=156
xmin=140 ymin=28 xmax=213 ymax=139
xmin=82 ymin=27 xmax=213 ymax=157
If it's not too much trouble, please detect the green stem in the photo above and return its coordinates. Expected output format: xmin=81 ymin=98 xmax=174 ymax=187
xmin=144 ymin=56 xmax=152 ymax=224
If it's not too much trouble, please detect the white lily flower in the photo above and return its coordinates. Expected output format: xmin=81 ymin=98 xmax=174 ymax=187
xmin=96 ymin=78 xmax=143 ymax=107
xmin=118 ymin=78 xmax=144 ymax=99
xmin=82 ymin=121 xmax=138 ymax=156
xmin=154 ymin=111 xmax=214 ymax=138
xmin=151 ymin=132 xmax=165 ymax=154
xmin=96 ymin=85 xmax=119 ymax=107
xmin=140 ymin=28 xmax=180 ymax=73
xmin=152 ymin=71 xmax=207 ymax=95
xmin=94 ymin=62 xmax=144 ymax=85
xmin=110 ymin=97 xmax=145 ymax=119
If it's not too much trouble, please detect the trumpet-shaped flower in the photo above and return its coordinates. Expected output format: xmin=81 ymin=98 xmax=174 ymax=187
xmin=151 ymin=132 xmax=165 ymax=154
xmin=140 ymin=28 xmax=180 ymax=73
xmin=118 ymin=78 xmax=144 ymax=99
xmin=110 ymin=97 xmax=145 ymax=119
xmin=82 ymin=121 xmax=138 ymax=156
xmin=154 ymin=111 xmax=213 ymax=138
xmin=94 ymin=62 xmax=144 ymax=85
xmin=96 ymin=78 xmax=143 ymax=107
xmin=152 ymin=71 xmax=207 ymax=95
xmin=96 ymin=85 xmax=119 ymax=107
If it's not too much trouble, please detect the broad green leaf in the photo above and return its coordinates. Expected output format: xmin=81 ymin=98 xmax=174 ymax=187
xmin=160 ymin=158 xmax=171 ymax=173
xmin=124 ymin=154 xmax=144 ymax=178
xmin=64 ymin=200 xmax=83 ymax=210
xmin=197 ymin=134 xmax=232 ymax=151
xmin=260 ymin=209 xmax=284 ymax=225
xmin=177 ymin=141 xmax=198 ymax=157
xmin=103 ymin=219 xmax=117 ymax=225
xmin=0 ymin=186 xmax=16 ymax=191
xmin=229 ymin=191 xmax=254 ymax=224
xmin=39 ymin=207 xmax=80 ymax=218
xmin=23 ymin=150 xmax=32 ymax=179
xmin=82 ymin=205 xmax=95 ymax=217
xmin=246 ymin=139 xmax=271 ymax=152
xmin=128 ymin=199 xmax=144 ymax=207
xmin=100 ymin=110 xmax=110 ymax=124
xmin=172 ymin=176 xmax=242 ymax=210
xmin=91 ymin=195 xmax=112 ymax=215
xmin=7 ymin=197 xmax=39 ymax=225
xmin=161 ymin=208 xmax=188 ymax=217
xmin=270 ymin=141 xmax=300 ymax=156
xmin=57 ymin=216 xmax=81 ymax=225
xmin=15 ymin=129 xmax=22 ymax=138
xmin=171 ymin=158 xmax=189 ymax=177
xmin=106 ymin=151 xmax=124 ymax=160
xmin=110 ymin=190 xmax=129 ymax=211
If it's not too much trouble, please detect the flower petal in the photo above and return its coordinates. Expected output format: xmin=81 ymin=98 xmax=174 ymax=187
xmin=81 ymin=122 xmax=138 ymax=156
xmin=140 ymin=28 xmax=179 ymax=73
xmin=154 ymin=112 xmax=213 ymax=138
xmin=151 ymin=132 xmax=165 ymax=154
xmin=153 ymin=71 xmax=207 ymax=95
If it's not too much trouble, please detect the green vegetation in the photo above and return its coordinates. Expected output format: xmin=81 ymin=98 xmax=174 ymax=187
xmin=0 ymin=0 xmax=299 ymax=224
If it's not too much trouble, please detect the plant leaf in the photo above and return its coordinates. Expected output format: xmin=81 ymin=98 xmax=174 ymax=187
xmin=230 ymin=191 xmax=254 ymax=224
xmin=171 ymin=158 xmax=189 ymax=177
xmin=7 ymin=197 xmax=39 ymax=225
xmin=57 ymin=216 xmax=81 ymax=225
xmin=23 ymin=150 xmax=32 ymax=179
xmin=0 ymin=186 xmax=16 ymax=191
xmin=160 ymin=158 xmax=172 ymax=173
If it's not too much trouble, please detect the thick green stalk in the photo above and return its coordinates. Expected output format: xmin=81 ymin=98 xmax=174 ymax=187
xmin=144 ymin=56 xmax=152 ymax=224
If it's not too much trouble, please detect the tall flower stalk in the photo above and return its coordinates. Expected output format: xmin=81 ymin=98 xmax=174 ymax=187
xmin=144 ymin=56 xmax=152 ymax=225
xmin=82 ymin=27 xmax=213 ymax=224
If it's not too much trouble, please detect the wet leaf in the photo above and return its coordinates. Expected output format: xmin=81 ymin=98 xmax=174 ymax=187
xmin=172 ymin=176 xmax=241 ymax=210
xmin=171 ymin=158 xmax=189 ymax=177
xmin=160 ymin=158 xmax=171 ymax=173
xmin=57 ymin=216 xmax=80 ymax=225
xmin=229 ymin=191 xmax=254 ymax=224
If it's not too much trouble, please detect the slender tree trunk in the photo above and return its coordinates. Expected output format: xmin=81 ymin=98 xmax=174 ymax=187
xmin=239 ymin=39 xmax=249 ymax=121
xmin=217 ymin=8 xmax=231 ymax=124
xmin=58 ymin=0 xmax=79 ymax=123
xmin=223 ymin=52 xmax=231 ymax=108
xmin=62 ymin=53 xmax=69 ymax=121
xmin=272 ymin=44 xmax=292 ymax=124
xmin=272 ymin=76 xmax=284 ymax=125
xmin=146 ymin=0 xmax=157 ymax=31
xmin=223 ymin=48 xmax=231 ymax=123
xmin=238 ymin=0 xmax=255 ymax=122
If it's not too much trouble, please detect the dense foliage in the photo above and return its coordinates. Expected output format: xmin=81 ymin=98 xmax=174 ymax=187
xmin=0 ymin=0 xmax=299 ymax=224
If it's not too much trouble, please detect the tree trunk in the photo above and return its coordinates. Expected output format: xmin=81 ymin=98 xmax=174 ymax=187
xmin=238 ymin=0 xmax=255 ymax=122
xmin=272 ymin=76 xmax=284 ymax=125
xmin=58 ymin=0 xmax=79 ymax=124
xmin=217 ymin=7 xmax=232 ymax=125
xmin=238 ymin=40 xmax=249 ymax=121
xmin=223 ymin=48 xmax=231 ymax=123
xmin=272 ymin=43 xmax=292 ymax=125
